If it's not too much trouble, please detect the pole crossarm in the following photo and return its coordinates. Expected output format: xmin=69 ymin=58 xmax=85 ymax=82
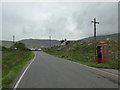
xmin=91 ymin=21 xmax=99 ymax=24
xmin=91 ymin=18 xmax=99 ymax=24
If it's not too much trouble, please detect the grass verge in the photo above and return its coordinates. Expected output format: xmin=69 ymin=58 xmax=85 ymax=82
xmin=2 ymin=49 xmax=35 ymax=89
xmin=43 ymin=40 xmax=119 ymax=69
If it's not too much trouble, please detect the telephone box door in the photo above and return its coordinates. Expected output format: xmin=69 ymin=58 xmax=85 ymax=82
xmin=97 ymin=46 xmax=102 ymax=63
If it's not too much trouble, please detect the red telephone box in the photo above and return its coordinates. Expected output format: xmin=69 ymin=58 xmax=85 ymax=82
xmin=96 ymin=42 xmax=109 ymax=63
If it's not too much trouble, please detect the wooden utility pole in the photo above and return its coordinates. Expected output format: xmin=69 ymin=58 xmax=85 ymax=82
xmin=91 ymin=18 xmax=99 ymax=60
xmin=49 ymin=36 xmax=51 ymax=48
xmin=13 ymin=35 xmax=15 ymax=45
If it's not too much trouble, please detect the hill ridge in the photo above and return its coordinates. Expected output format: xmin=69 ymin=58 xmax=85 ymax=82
xmin=1 ymin=33 xmax=119 ymax=48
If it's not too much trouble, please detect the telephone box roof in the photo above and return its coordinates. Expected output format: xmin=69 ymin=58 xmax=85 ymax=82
xmin=97 ymin=42 xmax=109 ymax=46
xmin=98 ymin=42 xmax=108 ymax=44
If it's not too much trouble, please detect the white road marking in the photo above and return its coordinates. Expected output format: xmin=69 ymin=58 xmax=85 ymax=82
xmin=13 ymin=53 xmax=36 ymax=89
xmin=80 ymin=63 xmax=118 ymax=77
xmin=64 ymin=59 xmax=118 ymax=77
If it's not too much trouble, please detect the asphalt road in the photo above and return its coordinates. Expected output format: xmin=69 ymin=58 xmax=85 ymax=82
xmin=14 ymin=51 xmax=118 ymax=88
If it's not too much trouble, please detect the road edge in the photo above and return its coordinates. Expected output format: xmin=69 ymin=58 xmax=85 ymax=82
xmin=10 ymin=52 xmax=36 ymax=89
xmin=45 ymin=52 xmax=118 ymax=77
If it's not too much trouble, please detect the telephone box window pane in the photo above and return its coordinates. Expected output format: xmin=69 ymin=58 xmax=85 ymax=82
xmin=97 ymin=46 xmax=102 ymax=58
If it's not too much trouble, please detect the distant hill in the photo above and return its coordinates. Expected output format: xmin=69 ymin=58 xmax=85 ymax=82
xmin=1 ymin=33 xmax=119 ymax=48
xmin=1 ymin=41 xmax=13 ymax=48
xmin=20 ymin=39 xmax=61 ymax=48
xmin=1 ymin=39 xmax=61 ymax=48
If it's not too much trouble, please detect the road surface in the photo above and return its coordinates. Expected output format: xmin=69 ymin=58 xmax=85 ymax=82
xmin=13 ymin=51 xmax=118 ymax=88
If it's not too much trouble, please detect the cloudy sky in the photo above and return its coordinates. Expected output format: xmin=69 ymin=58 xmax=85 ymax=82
xmin=1 ymin=1 xmax=118 ymax=41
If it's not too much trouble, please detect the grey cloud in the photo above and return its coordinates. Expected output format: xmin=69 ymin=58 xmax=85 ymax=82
xmin=2 ymin=2 xmax=118 ymax=41
xmin=72 ymin=2 xmax=118 ymax=38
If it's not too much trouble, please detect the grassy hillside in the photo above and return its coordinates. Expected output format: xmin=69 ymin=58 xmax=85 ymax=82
xmin=80 ymin=33 xmax=119 ymax=42
xmin=2 ymin=49 xmax=35 ymax=89
xmin=44 ymin=39 xmax=119 ymax=69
